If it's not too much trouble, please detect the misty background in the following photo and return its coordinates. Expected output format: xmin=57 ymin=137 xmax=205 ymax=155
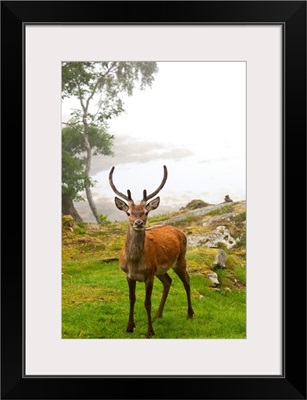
xmin=62 ymin=62 xmax=246 ymax=222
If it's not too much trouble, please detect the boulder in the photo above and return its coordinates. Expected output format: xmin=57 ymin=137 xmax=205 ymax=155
xmin=214 ymin=249 xmax=227 ymax=268
xmin=224 ymin=195 xmax=233 ymax=203
xmin=208 ymin=272 xmax=220 ymax=285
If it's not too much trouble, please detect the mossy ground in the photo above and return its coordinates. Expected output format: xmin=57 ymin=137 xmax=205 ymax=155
xmin=62 ymin=201 xmax=246 ymax=339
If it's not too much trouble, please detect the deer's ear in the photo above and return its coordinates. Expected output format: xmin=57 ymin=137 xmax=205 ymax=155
xmin=115 ymin=197 xmax=129 ymax=212
xmin=146 ymin=197 xmax=160 ymax=212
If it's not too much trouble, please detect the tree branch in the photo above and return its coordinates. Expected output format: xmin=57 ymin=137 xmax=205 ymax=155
xmin=85 ymin=62 xmax=117 ymax=110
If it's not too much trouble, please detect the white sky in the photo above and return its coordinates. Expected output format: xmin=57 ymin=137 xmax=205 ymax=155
xmin=62 ymin=61 xmax=246 ymax=221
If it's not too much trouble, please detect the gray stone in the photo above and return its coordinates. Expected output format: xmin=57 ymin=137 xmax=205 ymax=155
xmin=214 ymin=249 xmax=227 ymax=268
xmin=224 ymin=195 xmax=233 ymax=203
xmin=208 ymin=272 xmax=220 ymax=285
xmin=203 ymin=212 xmax=238 ymax=226
xmin=187 ymin=226 xmax=237 ymax=249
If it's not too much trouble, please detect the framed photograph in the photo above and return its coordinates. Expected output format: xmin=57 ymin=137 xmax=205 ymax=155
xmin=1 ymin=1 xmax=306 ymax=399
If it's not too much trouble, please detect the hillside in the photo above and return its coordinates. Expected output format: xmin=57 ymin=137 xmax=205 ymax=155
xmin=62 ymin=200 xmax=246 ymax=338
xmin=62 ymin=200 xmax=246 ymax=289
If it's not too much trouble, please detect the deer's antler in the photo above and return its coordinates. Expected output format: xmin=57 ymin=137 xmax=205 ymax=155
xmin=109 ymin=166 xmax=133 ymax=203
xmin=141 ymin=165 xmax=168 ymax=204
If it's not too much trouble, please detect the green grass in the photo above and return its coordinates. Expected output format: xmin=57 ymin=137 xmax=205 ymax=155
xmin=206 ymin=205 xmax=234 ymax=216
xmin=62 ymin=260 xmax=246 ymax=339
xmin=62 ymin=202 xmax=246 ymax=339
xmin=148 ymin=211 xmax=179 ymax=224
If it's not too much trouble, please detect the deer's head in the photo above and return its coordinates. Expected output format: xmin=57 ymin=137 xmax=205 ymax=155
xmin=109 ymin=166 xmax=168 ymax=231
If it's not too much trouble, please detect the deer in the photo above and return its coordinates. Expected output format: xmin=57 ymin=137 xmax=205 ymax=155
xmin=109 ymin=165 xmax=194 ymax=337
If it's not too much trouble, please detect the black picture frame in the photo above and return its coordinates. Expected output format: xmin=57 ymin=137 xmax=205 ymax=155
xmin=1 ymin=1 xmax=306 ymax=399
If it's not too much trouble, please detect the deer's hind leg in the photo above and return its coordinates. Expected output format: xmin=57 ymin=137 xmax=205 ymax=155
xmin=144 ymin=278 xmax=155 ymax=337
xmin=155 ymin=273 xmax=172 ymax=319
xmin=173 ymin=257 xmax=194 ymax=318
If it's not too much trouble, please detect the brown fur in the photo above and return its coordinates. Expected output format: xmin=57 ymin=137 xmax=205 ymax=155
xmin=119 ymin=225 xmax=187 ymax=279
xmin=118 ymin=215 xmax=194 ymax=337
xmin=109 ymin=165 xmax=194 ymax=337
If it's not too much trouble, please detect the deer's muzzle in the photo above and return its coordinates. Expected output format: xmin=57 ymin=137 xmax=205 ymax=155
xmin=133 ymin=219 xmax=145 ymax=230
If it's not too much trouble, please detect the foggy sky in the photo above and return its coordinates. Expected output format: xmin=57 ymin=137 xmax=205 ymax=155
xmin=63 ymin=62 xmax=246 ymax=222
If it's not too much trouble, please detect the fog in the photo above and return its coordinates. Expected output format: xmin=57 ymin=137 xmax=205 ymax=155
xmin=62 ymin=62 xmax=246 ymax=222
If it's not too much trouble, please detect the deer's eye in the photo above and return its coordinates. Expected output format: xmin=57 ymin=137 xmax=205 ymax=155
xmin=145 ymin=211 xmax=149 ymax=216
xmin=126 ymin=212 xmax=130 ymax=216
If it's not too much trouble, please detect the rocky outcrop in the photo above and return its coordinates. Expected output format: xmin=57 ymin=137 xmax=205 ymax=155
xmin=163 ymin=203 xmax=237 ymax=225
xmin=187 ymin=226 xmax=237 ymax=249
xmin=224 ymin=195 xmax=233 ymax=203
xmin=203 ymin=212 xmax=238 ymax=226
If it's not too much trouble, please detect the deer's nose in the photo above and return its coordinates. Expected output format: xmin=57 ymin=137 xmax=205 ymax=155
xmin=134 ymin=219 xmax=144 ymax=229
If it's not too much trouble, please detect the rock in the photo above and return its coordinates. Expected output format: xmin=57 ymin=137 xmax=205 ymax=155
xmin=208 ymin=272 xmax=220 ymax=285
xmin=224 ymin=195 xmax=233 ymax=203
xmin=203 ymin=212 xmax=238 ymax=226
xmin=187 ymin=226 xmax=237 ymax=249
xmin=214 ymin=249 xmax=227 ymax=268
xmin=101 ymin=257 xmax=119 ymax=263
xmin=186 ymin=236 xmax=205 ymax=247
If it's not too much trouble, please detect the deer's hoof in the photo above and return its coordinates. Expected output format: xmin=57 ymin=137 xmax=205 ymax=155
xmin=126 ymin=324 xmax=135 ymax=333
xmin=146 ymin=329 xmax=155 ymax=338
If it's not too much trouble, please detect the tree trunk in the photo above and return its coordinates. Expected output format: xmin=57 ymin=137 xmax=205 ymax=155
xmin=83 ymin=111 xmax=101 ymax=223
xmin=85 ymin=185 xmax=100 ymax=223
xmin=62 ymin=193 xmax=83 ymax=222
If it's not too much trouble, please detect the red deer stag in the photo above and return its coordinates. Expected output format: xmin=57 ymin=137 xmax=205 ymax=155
xmin=109 ymin=165 xmax=194 ymax=337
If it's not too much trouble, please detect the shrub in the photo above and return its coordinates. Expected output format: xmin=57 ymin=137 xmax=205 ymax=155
xmin=74 ymin=226 xmax=86 ymax=235
xmin=181 ymin=199 xmax=210 ymax=211
xmin=62 ymin=215 xmax=75 ymax=231
xmin=99 ymin=214 xmax=111 ymax=226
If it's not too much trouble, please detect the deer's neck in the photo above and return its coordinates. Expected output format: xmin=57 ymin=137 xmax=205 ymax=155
xmin=125 ymin=227 xmax=145 ymax=263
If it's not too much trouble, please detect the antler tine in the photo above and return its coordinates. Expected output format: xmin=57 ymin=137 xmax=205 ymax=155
xmin=143 ymin=165 xmax=168 ymax=203
xmin=109 ymin=166 xmax=132 ymax=202
xmin=142 ymin=190 xmax=147 ymax=203
xmin=127 ymin=190 xmax=132 ymax=202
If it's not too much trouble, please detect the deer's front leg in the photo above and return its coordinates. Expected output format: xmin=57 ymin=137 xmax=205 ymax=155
xmin=126 ymin=277 xmax=136 ymax=333
xmin=144 ymin=278 xmax=154 ymax=337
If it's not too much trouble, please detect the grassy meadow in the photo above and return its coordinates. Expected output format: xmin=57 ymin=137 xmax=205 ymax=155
xmin=62 ymin=202 xmax=246 ymax=339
